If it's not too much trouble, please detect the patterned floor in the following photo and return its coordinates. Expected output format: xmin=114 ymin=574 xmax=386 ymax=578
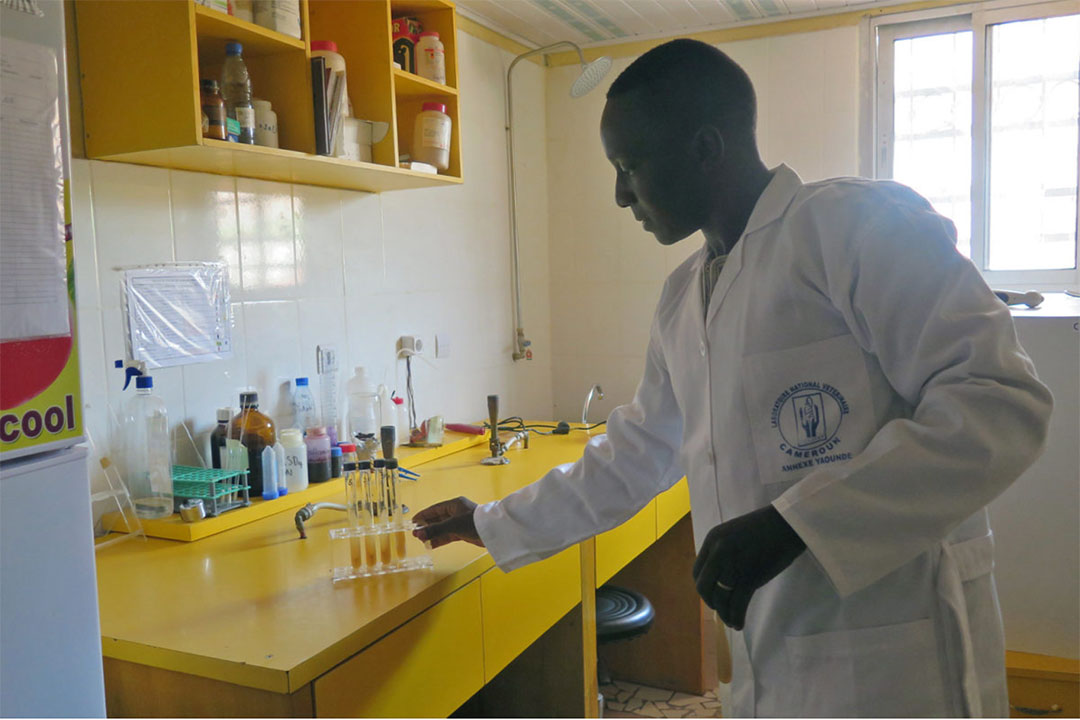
xmin=600 ymin=680 xmax=722 ymax=718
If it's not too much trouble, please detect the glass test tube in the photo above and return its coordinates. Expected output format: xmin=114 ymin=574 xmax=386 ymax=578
xmin=359 ymin=460 xmax=379 ymax=569
xmin=386 ymin=458 xmax=407 ymax=562
xmin=373 ymin=459 xmax=392 ymax=567
xmin=343 ymin=462 xmax=364 ymax=570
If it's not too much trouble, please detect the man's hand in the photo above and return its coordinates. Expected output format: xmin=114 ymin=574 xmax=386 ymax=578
xmin=692 ymin=505 xmax=806 ymax=630
xmin=412 ymin=497 xmax=484 ymax=548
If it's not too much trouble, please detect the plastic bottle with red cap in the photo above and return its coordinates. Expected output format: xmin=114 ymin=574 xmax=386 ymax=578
xmin=412 ymin=102 xmax=451 ymax=171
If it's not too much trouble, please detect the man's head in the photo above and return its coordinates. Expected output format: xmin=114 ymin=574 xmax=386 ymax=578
xmin=601 ymin=39 xmax=761 ymax=246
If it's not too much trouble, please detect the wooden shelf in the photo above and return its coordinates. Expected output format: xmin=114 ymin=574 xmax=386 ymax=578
xmin=76 ymin=0 xmax=463 ymax=191
xmin=393 ymin=67 xmax=458 ymax=98
xmin=99 ymin=139 xmax=462 ymax=193
xmin=193 ymin=4 xmax=306 ymax=56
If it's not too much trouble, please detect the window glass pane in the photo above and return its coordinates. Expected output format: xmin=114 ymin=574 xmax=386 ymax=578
xmin=892 ymin=31 xmax=974 ymax=257
xmin=987 ymin=14 xmax=1079 ymax=271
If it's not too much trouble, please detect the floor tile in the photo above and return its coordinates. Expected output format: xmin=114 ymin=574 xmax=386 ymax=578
xmin=635 ymin=686 xmax=675 ymax=703
xmin=637 ymin=701 xmax=664 ymax=718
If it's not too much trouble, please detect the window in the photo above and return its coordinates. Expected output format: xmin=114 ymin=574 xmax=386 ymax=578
xmin=873 ymin=1 xmax=1079 ymax=289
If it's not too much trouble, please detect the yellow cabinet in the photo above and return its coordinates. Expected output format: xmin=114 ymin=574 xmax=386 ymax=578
xmin=480 ymin=545 xmax=581 ymax=682
xmin=313 ymin=581 xmax=483 ymax=717
xmin=1007 ymin=651 xmax=1080 ymax=719
xmin=656 ymin=478 xmax=690 ymax=538
xmin=73 ymin=0 xmax=463 ymax=192
xmin=595 ymin=502 xmax=657 ymax=588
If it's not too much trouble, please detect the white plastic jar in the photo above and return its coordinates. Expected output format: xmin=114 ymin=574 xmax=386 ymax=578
xmin=416 ymin=31 xmax=446 ymax=85
xmin=252 ymin=98 xmax=278 ymax=148
xmin=279 ymin=428 xmax=308 ymax=494
xmin=411 ymin=102 xmax=451 ymax=171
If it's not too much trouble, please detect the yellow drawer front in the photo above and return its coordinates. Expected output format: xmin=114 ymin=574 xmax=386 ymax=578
xmin=656 ymin=479 xmax=690 ymax=537
xmin=1008 ymin=676 xmax=1080 ymax=718
xmin=596 ymin=502 xmax=657 ymax=588
xmin=314 ymin=581 xmax=483 ymax=718
xmin=480 ymin=545 xmax=581 ymax=682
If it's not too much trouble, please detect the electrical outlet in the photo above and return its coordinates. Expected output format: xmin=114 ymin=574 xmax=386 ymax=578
xmin=435 ymin=333 xmax=450 ymax=358
xmin=397 ymin=335 xmax=424 ymax=357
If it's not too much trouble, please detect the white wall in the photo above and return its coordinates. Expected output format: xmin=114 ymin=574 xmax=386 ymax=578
xmin=544 ymin=27 xmax=862 ymax=420
xmin=71 ymin=31 xmax=552 ymax=511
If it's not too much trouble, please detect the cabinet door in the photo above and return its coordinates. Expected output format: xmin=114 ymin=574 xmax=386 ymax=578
xmin=656 ymin=478 xmax=690 ymax=538
xmin=480 ymin=545 xmax=581 ymax=681
xmin=1008 ymin=676 xmax=1079 ymax=718
xmin=313 ymin=581 xmax=483 ymax=717
xmin=595 ymin=502 xmax=657 ymax=588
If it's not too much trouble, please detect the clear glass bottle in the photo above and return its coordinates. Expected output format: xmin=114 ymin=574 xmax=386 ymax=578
xmin=221 ymin=41 xmax=255 ymax=144
xmin=122 ymin=376 xmax=173 ymax=519
xmin=346 ymin=366 xmax=381 ymax=442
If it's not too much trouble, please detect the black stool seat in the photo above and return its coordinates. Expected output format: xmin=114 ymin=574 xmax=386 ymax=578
xmin=596 ymin=585 xmax=655 ymax=643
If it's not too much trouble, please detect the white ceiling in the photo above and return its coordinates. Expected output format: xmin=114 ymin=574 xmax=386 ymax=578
xmin=457 ymin=0 xmax=907 ymax=48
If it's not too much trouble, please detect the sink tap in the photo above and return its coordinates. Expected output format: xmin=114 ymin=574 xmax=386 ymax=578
xmin=582 ymin=384 xmax=604 ymax=425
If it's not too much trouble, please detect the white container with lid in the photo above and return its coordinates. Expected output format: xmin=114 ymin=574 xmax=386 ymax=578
xmin=253 ymin=0 xmax=301 ymax=39
xmin=252 ymin=98 xmax=278 ymax=148
xmin=411 ymin=102 xmax=451 ymax=171
xmin=416 ymin=31 xmax=446 ymax=85
xmin=279 ymin=428 xmax=308 ymax=493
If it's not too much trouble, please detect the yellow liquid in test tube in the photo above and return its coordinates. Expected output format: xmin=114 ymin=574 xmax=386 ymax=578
xmin=393 ymin=528 xmax=407 ymax=561
xmin=350 ymin=536 xmax=365 ymax=570
xmin=378 ymin=533 xmax=392 ymax=566
xmin=364 ymin=534 xmax=379 ymax=568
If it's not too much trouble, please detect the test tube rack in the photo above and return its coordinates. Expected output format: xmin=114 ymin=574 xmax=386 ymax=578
xmin=171 ymin=465 xmax=251 ymax=517
xmin=329 ymin=522 xmax=433 ymax=583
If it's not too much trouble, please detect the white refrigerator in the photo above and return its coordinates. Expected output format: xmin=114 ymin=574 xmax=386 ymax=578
xmin=0 ymin=0 xmax=106 ymax=716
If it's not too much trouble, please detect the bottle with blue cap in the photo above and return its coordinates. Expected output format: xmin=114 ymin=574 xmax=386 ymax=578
xmin=120 ymin=373 xmax=173 ymax=519
xmin=221 ymin=41 xmax=255 ymax=144
xmin=291 ymin=376 xmax=318 ymax=432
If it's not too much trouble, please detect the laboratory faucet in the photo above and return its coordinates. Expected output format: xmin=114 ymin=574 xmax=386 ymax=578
xmin=582 ymin=384 xmax=604 ymax=425
xmin=481 ymin=394 xmax=528 ymax=465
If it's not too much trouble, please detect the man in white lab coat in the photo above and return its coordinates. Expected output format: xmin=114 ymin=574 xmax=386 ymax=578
xmin=414 ymin=39 xmax=1052 ymax=717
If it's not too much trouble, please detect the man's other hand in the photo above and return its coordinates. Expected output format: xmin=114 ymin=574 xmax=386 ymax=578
xmin=412 ymin=497 xmax=484 ymax=548
xmin=692 ymin=505 xmax=806 ymax=630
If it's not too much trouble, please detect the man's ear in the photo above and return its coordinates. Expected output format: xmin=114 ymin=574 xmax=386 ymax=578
xmin=692 ymin=125 xmax=725 ymax=168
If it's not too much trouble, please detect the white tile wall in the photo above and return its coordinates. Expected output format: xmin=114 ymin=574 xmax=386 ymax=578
xmin=544 ymin=28 xmax=862 ymax=419
xmin=72 ymin=32 xmax=553 ymax=515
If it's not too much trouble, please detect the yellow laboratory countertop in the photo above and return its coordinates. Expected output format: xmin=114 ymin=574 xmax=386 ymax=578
xmin=94 ymin=427 xmax=611 ymax=695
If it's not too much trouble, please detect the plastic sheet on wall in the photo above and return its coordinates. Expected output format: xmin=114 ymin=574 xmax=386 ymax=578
xmin=121 ymin=262 xmax=232 ymax=369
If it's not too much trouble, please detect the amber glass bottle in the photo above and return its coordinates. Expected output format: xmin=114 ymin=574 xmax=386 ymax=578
xmin=230 ymin=392 xmax=276 ymax=497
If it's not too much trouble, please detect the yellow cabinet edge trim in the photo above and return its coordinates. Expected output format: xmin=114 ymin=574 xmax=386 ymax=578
xmin=1006 ymin=651 xmax=1080 ymax=682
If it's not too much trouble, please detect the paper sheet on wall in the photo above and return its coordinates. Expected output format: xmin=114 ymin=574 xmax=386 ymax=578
xmin=123 ymin=264 xmax=232 ymax=369
xmin=0 ymin=38 xmax=69 ymax=341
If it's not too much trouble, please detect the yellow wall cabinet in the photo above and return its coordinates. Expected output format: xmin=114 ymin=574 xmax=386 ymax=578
xmin=74 ymin=0 xmax=462 ymax=193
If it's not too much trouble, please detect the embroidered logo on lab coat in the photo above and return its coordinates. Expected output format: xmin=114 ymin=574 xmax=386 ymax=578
xmin=771 ymin=382 xmax=853 ymax=471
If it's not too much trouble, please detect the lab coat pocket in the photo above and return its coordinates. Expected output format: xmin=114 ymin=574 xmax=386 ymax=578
xmin=742 ymin=334 xmax=875 ymax=486
xmin=784 ymin=619 xmax=948 ymax=718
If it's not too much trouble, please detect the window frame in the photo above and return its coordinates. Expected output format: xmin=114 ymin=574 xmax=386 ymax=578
xmin=867 ymin=0 xmax=1080 ymax=291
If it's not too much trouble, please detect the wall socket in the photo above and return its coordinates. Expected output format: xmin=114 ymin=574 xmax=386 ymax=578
xmin=397 ymin=335 xmax=423 ymax=357
xmin=435 ymin=333 xmax=450 ymax=359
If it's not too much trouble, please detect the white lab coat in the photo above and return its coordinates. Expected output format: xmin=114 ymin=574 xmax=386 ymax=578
xmin=475 ymin=165 xmax=1053 ymax=717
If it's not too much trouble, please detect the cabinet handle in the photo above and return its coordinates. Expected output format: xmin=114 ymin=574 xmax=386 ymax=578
xmin=1010 ymin=703 xmax=1063 ymax=716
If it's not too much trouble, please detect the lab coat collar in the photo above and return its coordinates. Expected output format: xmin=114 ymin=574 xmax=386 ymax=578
xmin=699 ymin=166 xmax=802 ymax=329
xmin=741 ymin=164 xmax=803 ymax=238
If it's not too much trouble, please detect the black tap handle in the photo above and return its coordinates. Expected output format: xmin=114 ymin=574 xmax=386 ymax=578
xmin=487 ymin=395 xmax=500 ymax=451
xmin=380 ymin=425 xmax=396 ymax=459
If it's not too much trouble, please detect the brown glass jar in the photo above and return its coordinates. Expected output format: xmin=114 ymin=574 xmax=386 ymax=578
xmin=230 ymin=392 xmax=276 ymax=497
xmin=200 ymin=79 xmax=227 ymax=141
